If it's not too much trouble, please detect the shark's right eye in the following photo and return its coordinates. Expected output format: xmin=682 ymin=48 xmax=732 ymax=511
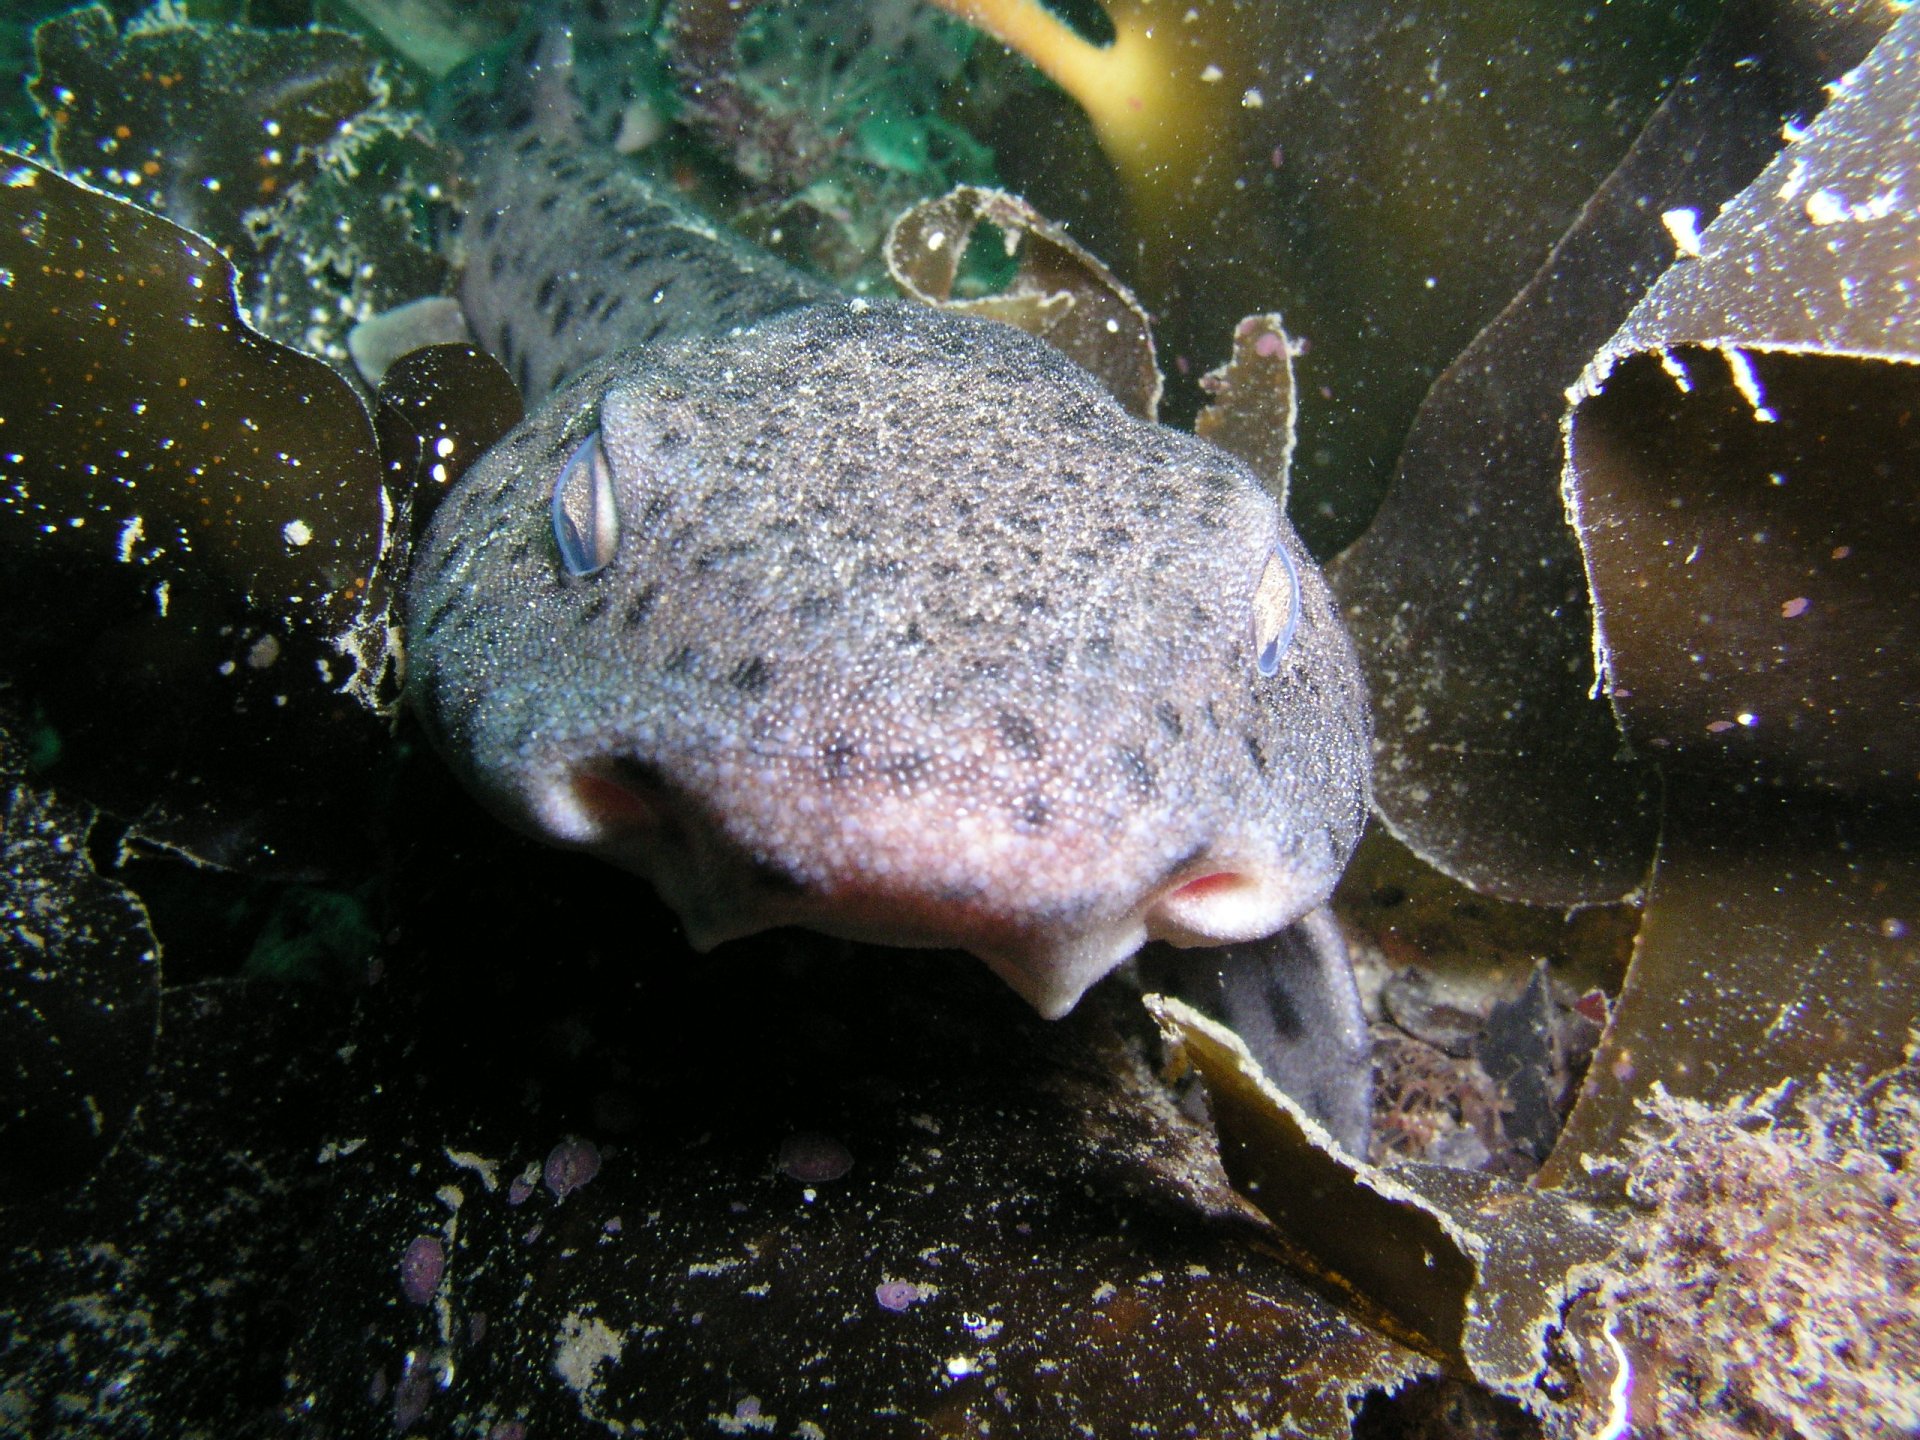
xmin=551 ymin=429 xmax=619 ymax=578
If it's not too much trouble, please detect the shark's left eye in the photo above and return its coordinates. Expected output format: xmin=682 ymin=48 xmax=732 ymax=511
xmin=1253 ymin=542 xmax=1300 ymax=677
xmin=551 ymin=429 xmax=619 ymax=578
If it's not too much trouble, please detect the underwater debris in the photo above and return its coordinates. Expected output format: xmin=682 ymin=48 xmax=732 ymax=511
xmin=348 ymin=294 xmax=471 ymax=387
xmin=0 ymin=977 xmax=353 ymax=1436
xmin=272 ymin=909 xmax=1429 ymax=1439
xmin=1592 ymin=1068 xmax=1920 ymax=1439
xmin=0 ymin=723 xmax=159 ymax=1203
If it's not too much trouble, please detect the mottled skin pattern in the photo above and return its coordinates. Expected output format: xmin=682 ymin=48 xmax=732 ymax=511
xmin=408 ymin=134 xmax=1370 ymax=1021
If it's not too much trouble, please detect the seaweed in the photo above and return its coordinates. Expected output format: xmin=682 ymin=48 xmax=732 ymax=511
xmin=885 ymin=183 xmax=1160 ymax=420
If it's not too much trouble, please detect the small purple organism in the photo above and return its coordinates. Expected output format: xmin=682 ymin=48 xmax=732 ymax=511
xmin=488 ymin=1421 xmax=527 ymax=1440
xmin=875 ymin=1279 xmax=925 ymax=1312
xmin=393 ymin=1352 xmax=435 ymax=1431
xmin=507 ymin=1172 xmax=535 ymax=1207
xmin=398 ymin=1235 xmax=444 ymax=1307
xmin=544 ymin=1137 xmax=601 ymax=1201
xmin=777 ymin=1131 xmax=853 ymax=1183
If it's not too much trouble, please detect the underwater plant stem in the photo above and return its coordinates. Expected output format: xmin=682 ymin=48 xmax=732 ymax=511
xmin=928 ymin=0 xmax=1234 ymax=222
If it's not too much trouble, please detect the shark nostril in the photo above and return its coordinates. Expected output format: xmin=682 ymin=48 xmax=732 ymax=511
xmin=1146 ymin=860 xmax=1301 ymax=948
xmin=571 ymin=758 xmax=667 ymax=830
xmin=1166 ymin=870 xmax=1253 ymax=904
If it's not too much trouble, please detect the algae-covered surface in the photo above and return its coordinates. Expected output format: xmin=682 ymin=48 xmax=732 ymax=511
xmin=2 ymin=1 xmax=1918 ymax=1436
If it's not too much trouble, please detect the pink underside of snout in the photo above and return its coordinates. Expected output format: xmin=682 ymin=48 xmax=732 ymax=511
xmin=531 ymin=752 xmax=1321 ymax=1018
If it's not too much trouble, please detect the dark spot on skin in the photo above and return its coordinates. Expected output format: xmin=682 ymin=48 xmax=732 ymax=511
xmin=488 ymin=250 xmax=506 ymax=280
xmin=479 ymin=210 xmax=501 ymax=240
xmin=821 ymin=737 xmax=860 ymax=779
xmin=550 ymin=296 xmax=575 ymax=336
xmin=730 ymin=656 xmax=773 ymax=693
xmin=515 ymin=352 xmax=532 ymax=398
xmin=1016 ymin=791 xmax=1051 ymax=829
xmin=1011 ymin=591 xmax=1048 ymax=614
xmin=536 ymin=276 xmax=558 ymax=309
xmin=895 ymin=621 xmax=925 ymax=648
xmin=1116 ymin=748 xmax=1157 ymax=799
xmin=579 ymin=594 xmax=610 ymax=624
xmin=663 ymin=645 xmax=696 ymax=675
xmin=1155 ymin=701 xmax=1184 ymax=739
xmin=1136 ymin=484 xmax=1178 ymax=518
xmin=624 ymin=584 xmax=659 ymax=629
xmin=420 ymin=594 xmax=458 ymax=636
xmin=996 ymin=710 xmax=1043 ymax=760
xmin=537 ymin=191 xmax=560 ymax=214
xmin=1100 ymin=526 xmax=1134 ymax=548
xmin=658 ymin=429 xmax=685 ymax=450
xmin=794 ymin=594 xmax=838 ymax=622
xmin=694 ymin=541 xmax=753 ymax=571
xmin=1244 ymin=733 xmax=1269 ymax=773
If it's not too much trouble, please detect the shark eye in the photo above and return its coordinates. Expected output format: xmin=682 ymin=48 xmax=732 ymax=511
xmin=1253 ymin=541 xmax=1301 ymax=677
xmin=551 ymin=429 xmax=619 ymax=578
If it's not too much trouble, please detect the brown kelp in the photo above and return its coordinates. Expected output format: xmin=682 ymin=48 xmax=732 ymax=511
xmin=1329 ymin=0 xmax=1893 ymax=906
